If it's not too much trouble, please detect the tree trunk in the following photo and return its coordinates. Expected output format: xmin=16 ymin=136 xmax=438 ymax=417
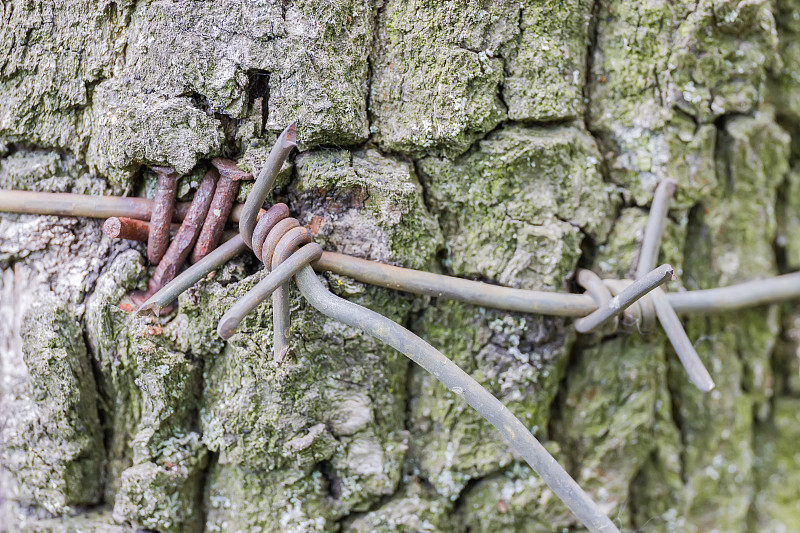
xmin=1 ymin=0 xmax=800 ymax=531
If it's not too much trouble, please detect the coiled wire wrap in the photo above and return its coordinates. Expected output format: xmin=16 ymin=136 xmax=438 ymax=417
xmin=225 ymin=200 xmax=315 ymax=359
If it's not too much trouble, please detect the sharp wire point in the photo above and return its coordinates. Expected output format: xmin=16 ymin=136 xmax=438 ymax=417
xmin=284 ymin=121 xmax=298 ymax=146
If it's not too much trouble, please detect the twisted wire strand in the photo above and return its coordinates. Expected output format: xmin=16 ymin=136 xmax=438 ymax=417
xmin=216 ymin=243 xmax=323 ymax=339
xmin=261 ymin=218 xmax=299 ymax=265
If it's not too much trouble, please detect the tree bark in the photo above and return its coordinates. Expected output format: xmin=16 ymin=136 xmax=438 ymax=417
xmin=1 ymin=0 xmax=800 ymax=531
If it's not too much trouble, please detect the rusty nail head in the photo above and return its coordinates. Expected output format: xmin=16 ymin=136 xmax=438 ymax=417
xmin=211 ymin=158 xmax=254 ymax=181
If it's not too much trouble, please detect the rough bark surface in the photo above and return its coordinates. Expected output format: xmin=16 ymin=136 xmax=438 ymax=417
xmin=1 ymin=0 xmax=800 ymax=531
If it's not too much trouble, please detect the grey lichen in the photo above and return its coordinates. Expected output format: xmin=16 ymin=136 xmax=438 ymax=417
xmin=292 ymin=148 xmax=443 ymax=270
xmin=419 ymin=123 xmax=613 ymax=291
xmin=0 ymin=0 xmax=131 ymax=154
xmin=198 ymin=280 xmax=412 ymax=530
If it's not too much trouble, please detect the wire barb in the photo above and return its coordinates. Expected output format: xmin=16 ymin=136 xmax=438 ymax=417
xmin=239 ymin=122 xmax=297 ymax=247
xmin=575 ymin=264 xmax=675 ymax=333
xmin=652 ymin=287 xmax=715 ymax=392
xmin=635 ymin=179 xmax=715 ymax=392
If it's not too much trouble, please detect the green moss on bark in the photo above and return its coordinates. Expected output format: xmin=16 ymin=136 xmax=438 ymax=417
xmin=2 ymin=293 xmax=105 ymax=513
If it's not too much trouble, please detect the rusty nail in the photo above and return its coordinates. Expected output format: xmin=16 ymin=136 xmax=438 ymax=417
xmin=147 ymin=166 xmax=179 ymax=265
xmin=148 ymin=169 xmax=218 ymax=293
xmin=191 ymin=160 xmax=253 ymax=264
xmin=138 ymin=234 xmax=249 ymax=316
xmin=104 ymin=218 xmax=182 ymax=242
xmin=103 ymin=217 xmax=151 ymax=242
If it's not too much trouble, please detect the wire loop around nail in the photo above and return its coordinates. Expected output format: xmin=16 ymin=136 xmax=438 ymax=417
xmin=252 ymin=203 xmax=290 ymax=260
xmin=575 ymin=265 xmax=674 ymax=334
xmin=603 ymin=278 xmax=657 ymax=333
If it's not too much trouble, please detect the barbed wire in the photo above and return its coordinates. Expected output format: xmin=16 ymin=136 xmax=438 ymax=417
xmin=2 ymin=123 xmax=800 ymax=532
